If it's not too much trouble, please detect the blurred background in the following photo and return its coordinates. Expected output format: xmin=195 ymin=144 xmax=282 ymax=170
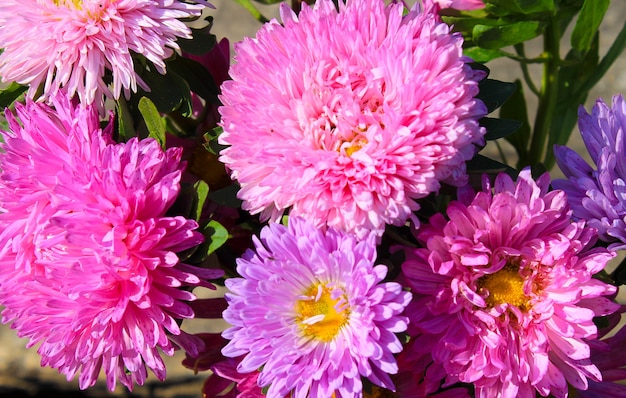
xmin=0 ymin=1 xmax=625 ymax=397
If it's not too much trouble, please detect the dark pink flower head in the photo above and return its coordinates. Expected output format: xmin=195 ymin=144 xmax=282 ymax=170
xmin=401 ymin=168 xmax=619 ymax=398
xmin=0 ymin=94 xmax=223 ymax=391
xmin=221 ymin=217 xmax=412 ymax=398
xmin=554 ymin=94 xmax=626 ymax=250
xmin=0 ymin=0 xmax=209 ymax=108
xmin=218 ymin=0 xmax=487 ymax=239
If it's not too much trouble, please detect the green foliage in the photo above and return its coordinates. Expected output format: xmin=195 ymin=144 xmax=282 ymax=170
xmin=570 ymin=0 xmax=609 ymax=56
xmin=138 ymin=97 xmax=166 ymax=148
xmin=0 ymin=82 xmax=26 ymax=108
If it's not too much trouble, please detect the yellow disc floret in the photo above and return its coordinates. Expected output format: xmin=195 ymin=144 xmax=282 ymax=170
xmin=295 ymin=282 xmax=350 ymax=342
xmin=478 ymin=264 xmax=530 ymax=311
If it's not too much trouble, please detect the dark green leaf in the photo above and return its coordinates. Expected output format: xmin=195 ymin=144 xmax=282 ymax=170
xmin=481 ymin=117 xmax=522 ymax=140
xmin=177 ymin=24 xmax=217 ymax=56
xmin=570 ymin=0 xmax=609 ymax=55
xmin=138 ymin=69 xmax=192 ymax=116
xmin=473 ymin=21 xmax=544 ymax=49
xmin=499 ymin=80 xmax=531 ymax=167
xmin=166 ymin=56 xmax=220 ymax=103
xmin=191 ymin=180 xmax=210 ymax=222
xmin=544 ymin=36 xmax=600 ymax=169
xmin=208 ymin=183 xmax=242 ymax=208
xmin=0 ymin=82 xmax=26 ymax=108
xmin=467 ymin=154 xmax=517 ymax=177
xmin=115 ymin=97 xmax=136 ymax=142
xmin=487 ymin=0 xmax=555 ymax=15
xmin=464 ymin=47 xmax=508 ymax=62
xmin=138 ymin=97 xmax=166 ymax=148
xmin=476 ymin=79 xmax=517 ymax=114
xmin=203 ymin=126 xmax=225 ymax=155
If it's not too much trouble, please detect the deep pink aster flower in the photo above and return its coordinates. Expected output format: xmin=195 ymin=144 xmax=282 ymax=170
xmin=401 ymin=169 xmax=619 ymax=398
xmin=554 ymin=94 xmax=626 ymax=249
xmin=0 ymin=94 xmax=223 ymax=390
xmin=0 ymin=0 xmax=209 ymax=108
xmin=221 ymin=217 xmax=412 ymax=398
xmin=218 ymin=0 xmax=487 ymax=239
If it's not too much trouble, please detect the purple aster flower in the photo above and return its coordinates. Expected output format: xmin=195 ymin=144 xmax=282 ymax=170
xmin=0 ymin=94 xmax=223 ymax=391
xmin=221 ymin=217 xmax=412 ymax=398
xmin=554 ymin=94 xmax=626 ymax=249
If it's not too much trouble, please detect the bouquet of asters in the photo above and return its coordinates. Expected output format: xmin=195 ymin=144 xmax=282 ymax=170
xmin=0 ymin=0 xmax=624 ymax=397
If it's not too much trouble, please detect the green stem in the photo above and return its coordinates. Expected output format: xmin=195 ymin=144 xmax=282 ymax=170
xmin=233 ymin=0 xmax=269 ymax=24
xmin=527 ymin=20 xmax=560 ymax=167
xmin=514 ymin=44 xmax=540 ymax=96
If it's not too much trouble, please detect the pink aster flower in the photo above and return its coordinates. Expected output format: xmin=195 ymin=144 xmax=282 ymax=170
xmin=0 ymin=94 xmax=223 ymax=391
xmin=218 ymin=0 xmax=487 ymax=239
xmin=554 ymin=94 xmax=626 ymax=249
xmin=401 ymin=169 xmax=620 ymax=398
xmin=0 ymin=0 xmax=209 ymax=108
xmin=221 ymin=217 xmax=412 ymax=398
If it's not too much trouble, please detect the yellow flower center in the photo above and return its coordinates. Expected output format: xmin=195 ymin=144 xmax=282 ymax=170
xmin=478 ymin=264 xmax=529 ymax=310
xmin=294 ymin=283 xmax=350 ymax=342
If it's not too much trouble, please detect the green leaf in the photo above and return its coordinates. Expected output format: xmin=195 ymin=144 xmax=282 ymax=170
xmin=191 ymin=180 xmax=210 ymax=222
xmin=481 ymin=117 xmax=522 ymax=140
xmin=115 ymin=97 xmax=136 ymax=142
xmin=166 ymin=56 xmax=220 ymax=103
xmin=203 ymin=126 xmax=225 ymax=155
xmin=476 ymin=79 xmax=517 ymax=114
xmin=177 ymin=23 xmax=217 ymax=55
xmin=473 ymin=21 xmax=544 ymax=49
xmin=499 ymin=80 xmax=531 ymax=167
xmin=138 ymin=68 xmax=192 ymax=116
xmin=138 ymin=97 xmax=166 ymax=148
xmin=0 ymin=82 xmax=27 ymax=108
xmin=487 ymin=0 xmax=555 ymax=15
xmin=570 ymin=0 xmax=609 ymax=55
xmin=467 ymin=154 xmax=517 ymax=178
xmin=464 ymin=47 xmax=508 ymax=62
xmin=544 ymin=36 xmax=601 ymax=169
xmin=203 ymin=220 xmax=229 ymax=257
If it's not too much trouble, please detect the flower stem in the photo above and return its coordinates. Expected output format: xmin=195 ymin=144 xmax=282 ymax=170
xmin=528 ymin=20 xmax=560 ymax=167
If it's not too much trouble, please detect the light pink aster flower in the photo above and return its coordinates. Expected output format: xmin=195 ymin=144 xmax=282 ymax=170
xmin=0 ymin=94 xmax=223 ymax=391
xmin=401 ymin=169 xmax=620 ymax=398
xmin=0 ymin=0 xmax=209 ymax=108
xmin=554 ymin=94 xmax=626 ymax=249
xmin=218 ymin=0 xmax=487 ymax=239
xmin=221 ymin=217 xmax=412 ymax=398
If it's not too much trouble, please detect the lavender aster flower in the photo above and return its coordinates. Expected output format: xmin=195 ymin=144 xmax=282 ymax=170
xmin=554 ymin=94 xmax=626 ymax=249
xmin=222 ymin=217 xmax=411 ymax=398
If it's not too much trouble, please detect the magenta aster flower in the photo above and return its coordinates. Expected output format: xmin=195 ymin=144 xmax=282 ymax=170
xmin=554 ymin=94 xmax=626 ymax=249
xmin=0 ymin=0 xmax=208 ymax=107
xmin=221 ymin=217 xmax=412 ymax=398
xmin=218 ymin=0 xmax=487 ymax=239
xmin=0 ymin=94 xmax=223 ymax=390
xmin=401 ymin=169 xmax=619 ymax=398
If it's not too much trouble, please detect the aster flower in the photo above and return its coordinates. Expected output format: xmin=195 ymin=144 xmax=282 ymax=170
xmin=221 ymin=217 xmax=412 ymax=398
xmin=0 ymin=94 xmax=223 ymax=390
xmin=401 ymin=169 xmax=619 ymax=398
xmin=0 ymin=0 xmax=209 ymax=108
xmin=218 ymin=0 xmax=487 ymax=239
xmin=554 ymin=94 xmax=626 ymax=249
